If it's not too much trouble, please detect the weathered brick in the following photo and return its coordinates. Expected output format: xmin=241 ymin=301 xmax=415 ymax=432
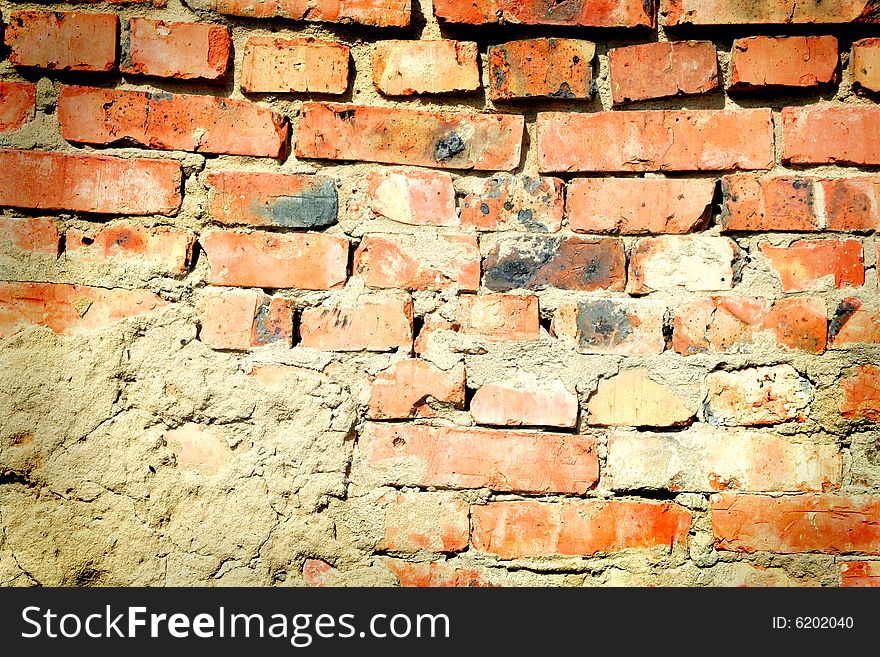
xmin=760 ymin=239 xmax=864 ymax=292
xmin=206 ymin=171 xmax=337 ymax=229
xmin=299 ymin=294 xmax=413 ymax=352
xmin=0 ymin=217 xmax=60 ymax=258
xmin=379 ymin=492 xmax=469 ymax=553
xmin=471 ymin=500 xmax=691 ymax=559
xmin=609 ymin=41 xmax=718 ymax=104
xmin=838 ymin=365 xmax=880 ymax=422
xmin=197 ymin=289 xmax=295 ymax=350
xmin=373 ymin=40 xmax=479 ymax=96
xmin=164 ymin=424 xmax=231 ymax=473
xmin=829 ymin=298 xmax=880 ymax=347
xmin=661 ymin=0 xmax=880 ymax=25
xmin=730 ymin=36 xmax=838 ymax=90
xmin=302 ymin=559 xmax=338 ymax=587
xmin=823 ymin=177 xmax=880 ymax=231
xmin=434 ymin=0 xmax=654 ymax=28
xmin=470 ymin=372 xmax=578 ymax=428
xmin=385 ymin=559 xmax=494 ymax=587
xmin=58 ymin=86 xmax=288 ymax=158
xmin=587 ymin=368 xmax=694 ymax=427
xmin=461 ymin=175 xmax=563 ymax=232
xmin=711 ymin=493 xmax=880 ymax=554
xmin=122 ymin=18 xmax=231 ymax=81
xmin=296 ymin=102 xmax=523 ymax=171
xmin=607 ymin=428 xmax=841 ymax=493
xmin=628 ymin=236 xmax=739 ymax=294
xmin=358 ymin=423 xmax=598 ymax=494
xmin=853 ymin=38 xmax=880 ymax=93
xmin=0 ymin=82 xmax=36 ymax=132
xmin=673 ymin=297 xmax=827 ymax=355
xmin=354 ymin=169 xmax=457 ymax=226
xmin=567 ymin=178 xmax=714 ymax=235
xmin=840 ymin=561 xmax=880 ymax=587
xmin=457 ymin=294 xmax=540 ymax=341
xmin=353 ymin=234 xmax=480 ymax=291
xmin=488 ymin=38 xmax=595 ymax=101
xmin=0 ymin=149 xmax=182 ymax=216
xmin=720 ymin=175 xmax=819 ymax=232
xmin=706 ymin=365 xmax=813 ymax=427
xmin=553 ymin=298 xmax=666 ymax=356
xmin=783 ymin=106 xmax=880 ymax=166
xmin=6 ymin=11 xmax=117 ymax=72
xmin=241 ymin=37 xmax=349 ymax=94
xmin=538 ymin=109 xmax=773 ymax=173
xmin=367 ymin=359 xmax=465 ymax=419
xmin=205 ymin=0 xmax=411 ymax=27
xmin=200 ymin=230 xmax=348 ymax=289
xmin=65 ymin=222 xmax=196 ymax=274
xmin=0 ymin=281 xmax=168 ymax=338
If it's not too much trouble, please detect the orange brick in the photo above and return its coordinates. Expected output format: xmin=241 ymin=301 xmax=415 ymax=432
xmin=6 ymin=11 xmax=117 ymax=72
xmin=538 ymin=109 xmax=773 ymax=173
xmin=385 ymin=559 xmax=494 ymax=587
xmin=435 ymin=0 xmax=654 ymax=27
xmin=610 ymin=41 xmax=718 ymax=104
xmin=0 ymin=281 xmax=168 ymax=338
xmin=358 ymin=422 xmax=598 ymax=494
xmin=302 ymin=559 xmax=339 ymax=587
xmin=760 ymin=239 xmax=864 ymax=292
xmin=379 ymin=492 xmax=469 ymax=553
xmin=122 ymin=18 xmax=231 ymax=81
xmin=354 ymin=168 xmax=458 ymax=226
xmin=712 ymin=493 xmax=880 ymax=554
xmin=299 ymin=294 xmax=413 ymax=352
xmin=0 ymin=81 xmax=36 ymax=132
xmin=730 ymin=36 xmax=838 ymax=90
xmin=829 ymin=298 xmax=880 ymax=347
xmin=461 ymin=175 xmax=563 ymax=232
xmin=823 ymin=177 xmax=880 ymax=231
xmin=853 ymin=38 xmax=880 ymax=93
xmin=197 ymin=289 xmax=295 ymax=350
xmin=0 ymin=149 xmax=182 ymax=216
xmin=720 ymin=175 xmax=820 ymax=232
xmin=706 ymin=365 xmax=813 ymax=427
xmin=471 ymin=500 xmax=691 ymax=559
xmin=470 ymin=373 xmax=578 ymax=428
xmin=840 ymin=561 xmax=880 ymax=587
xmin=58 ymin=86 xmax=288 ymax=158
xmin=296 ymin=102 xmax=523 ymax=171
xmin=457 ymin=294 xmax=540 ymax=341
xmin=628 ymin=236 xmax=739 ymax=294
xmin=241 ymin=37 xmax=349 ymax=94
xmin=587 ymin=368 xmax=694 ymax=427
xmin=838 ymin=365 xmax=880 ymax=422
xmin=367 ymin=359 xmax=465 ymax=419
xmin=567 ymin=178 xmax=714 ymax=234
xmin=373 ymin=40 xmax=479 ymax=96
xmin=661 ymin=0 xmax=880 ymax=25
xmin=65 ymin=222 xmax=195 ymax=274
xmin=200 ymin=230 xmax=348 ymax=290
xmin=0 ymin=217 xmax=60 ymax=258
xmin=488 ymin=38 xmax=595 ymax=101
xmin=413 ymin=312 xmax=458 ymax=355
xmin=205 ymin=0 xmax=411 ymax=27
xmin=783 ymin=106 xmax=880 ymax=166
xmin=553 ymin=298 xmax=666 ymax=356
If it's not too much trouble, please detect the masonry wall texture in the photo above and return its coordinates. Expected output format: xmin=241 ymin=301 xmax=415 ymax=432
xmin=0 ymin=0 xmax=879 ymax=588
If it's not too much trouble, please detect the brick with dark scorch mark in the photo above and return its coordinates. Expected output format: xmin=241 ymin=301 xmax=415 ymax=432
xmin=461 ymin=175 xmax=564 ymax=232
xmin=197 ymin=288 xmax=294 ymax=350
xmin=720 ymin=175 xmax=819 ymax=232
xmin=829 ymin=298 xmax=863 ymax=342
xmin=482 ymin=236 xmax=625 ymax=292
xmin=434 ymin=0 xmax=655 ymax=28
xmin=488 ymin=38 xmax=596 ymax=101
xmin=829 ymin=298 xmax=880 ymax=347
xmin=553 ymin=298 xmax=666 ymax=355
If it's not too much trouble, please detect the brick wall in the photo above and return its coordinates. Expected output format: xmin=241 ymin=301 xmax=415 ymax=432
xmin=1 ymin=0 xmax=879 ymax=587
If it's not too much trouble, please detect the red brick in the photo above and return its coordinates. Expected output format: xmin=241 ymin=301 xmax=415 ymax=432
xmin=730 ymin=36 xmax=838 ymax=90
xmin=712 ymin=493 xmax=880 ymax=554
xmin=720 ymin=175 xmax=819 ymax=232
xmin=706 ymin=365 xmax=813 ymax=426
xmin=200 ymin=230 xmax=348 ymax=289
xmin=853 ymin=38 xmax=880 ymax=93
xmin=435 ymin=0 xmax=654 ymax=28
xmin=385 ymin=559 xmax=494 ymax=587
xmin=354 ymin=169 xmax=457 ymax=226
xmin=840 ymin=561 xmax=880 ymax=587
xmin=413 ymin=312 xmax=458 ymax=355
xmin=553 ymin=298 xmax=666 ymax=355
xmin=628 ymin=236 xmax=739 ymax=294
xmin=0 ymin=149 xmax=182 ymax=216
xmin=122 ymin=18 xmax=230 ymax=81
xmin=488 ymin=38 xmax=595 ymax=101
xmin=471 ymin=373 xmax=578 ymax=428
xmin=0 ymin=281 xmax=168 ymax=338
xmin=608 ymin=428 xmax=841 ymax=493
xmin=661 ymin=0 xmax=880 ymax=25
xmin=373 ymin=40 xmax=479 ymax=96
xmin=299 ymin=294 xmax=412 ymax=352
xmin=367 ymin=359 xmax=465 ymax=419
xmin=538 ymin=109 xmax=773 ymax=173
xmin=206 ymin=171 xmax=337 ymax=229
xmin=823 ymin=177 xmax=880 ymax=231
xmin=58 ymin=86 xmax=288 ymax=158
xmin=205 ymin=0 xmax=411 ymax=26
xmin=0 ymin=82 xmax=36 ymax=132
xmin=353 ymin=234 xmax=480 ymax=292
xmin=471 ymin=500 xmax=691 ymax=559
xmin=457 ymin=294 xmax=539 ymax=341
xmin=567 ymin=178 xmax=714 ymax=234
xmin=783 ymin=106 xmax=880 ymax=166
xmin=461 ymin=175 xmax=563 ymax=232
xmin=296 ymin=102 xmax=523 ymax=171
xmin=760 ymin=239 xmax=864 ymax=292
xmin=379 ymin=492 xmax=469 ymax=553
xmin=829 ymin=298 xmax=880 ymax=347
xmin=302 ymin=559 xmax=338 ymax=587
xmin=5 ymin=12 xmax=117 ymax=72
xmin=0 ymin=217 xmax=60 ymax=258
xmin=196 ymin=288 xmax=294 ymax=350
xmin=587 ymin=368 xmax=694 ymax=427
xmin=838 ymin=365 xmax=880 ymax=422
xmin=673 ymin=297 xmax=827 ymax=355
xmin=609 ymin=41 xmax=718 ymax=104
xmin=359 ymin=422 xmax=598 ymax=494
xmin=483 ymin=236 xmax=626 ymax=292
xmin=65 ymin=222 xmax=195 ymax=274
xmin=241 ymin=37 xmax=349 ymax=94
